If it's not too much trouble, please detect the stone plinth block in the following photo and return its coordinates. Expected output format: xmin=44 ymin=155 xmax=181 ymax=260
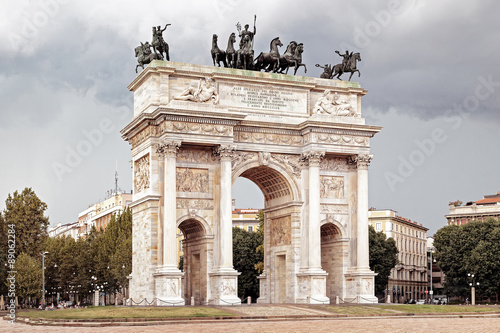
xmin=153 ymin=270 xmax=185 ymax=306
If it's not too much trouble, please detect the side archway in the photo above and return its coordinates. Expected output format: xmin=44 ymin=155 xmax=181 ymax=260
xmin=177 ymin=217 xmax=212 ymax=305
xmin=320 ymin=218 xmax=347 ymax=301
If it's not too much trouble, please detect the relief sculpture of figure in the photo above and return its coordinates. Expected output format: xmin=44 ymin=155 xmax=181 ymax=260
xmin=174 ymin=77 xmax=219 ymax=104
xmin=312 ymin=90 xmax=356 ymax=116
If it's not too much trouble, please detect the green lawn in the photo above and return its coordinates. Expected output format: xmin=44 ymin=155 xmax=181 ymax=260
xmin=377 ymin=304 xmax=500 ymax=314
xmin=18 ymin=306 xmax=236 ymax=320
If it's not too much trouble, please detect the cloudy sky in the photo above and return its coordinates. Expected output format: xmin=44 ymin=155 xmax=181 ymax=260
xmin=1 ymin=0 xmax=499 ymax=235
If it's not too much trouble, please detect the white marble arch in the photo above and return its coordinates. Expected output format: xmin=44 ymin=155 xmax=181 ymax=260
xmin=231 ymin=158 xmax=300 ymax=203
xmin=176 ymin=214 xmax=213 ymax=237
xmin=122 ymin=61 xmax=381 ymax=305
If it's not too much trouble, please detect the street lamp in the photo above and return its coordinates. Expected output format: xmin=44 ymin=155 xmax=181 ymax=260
xmin=467 ymin=273 xmax=480 ymax=305
xmin=41 ymin=251 xmax=49 ymax=309
xmin=428 ymin=247 xmax=435 ymax=304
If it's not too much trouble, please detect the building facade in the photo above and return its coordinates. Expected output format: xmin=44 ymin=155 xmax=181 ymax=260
xmin=368 ymin=209 xmax=428 ymax=303
xmin=48 ymin=221 xmax=80 ymax=240
xmin=77 ymin=192 xmax=133 ymax=238
xmin=446 ymin=192 xmax=500 ymax=226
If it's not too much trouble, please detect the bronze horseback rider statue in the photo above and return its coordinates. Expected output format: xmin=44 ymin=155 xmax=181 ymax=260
xmin=152 ymin=24 xmax=171 ymax=61
xmin=331 ymin=50 xmax=361 ymax=81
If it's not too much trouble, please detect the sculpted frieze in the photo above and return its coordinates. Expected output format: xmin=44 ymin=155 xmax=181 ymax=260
xmin=231 ymin=151 xmax=257 ymax=169
xmin=320 ymin=156 xmax=349 ymax=171
xmin=177 ymin=147 xmax=214 ymax=164
xmin=316 ymin=133 xmax=368 ymax=146
xmin=270 ymin=216 xmax=291 ymax=247
xmin=134 ymin=154 xmax=150 ymax=193
xmin=234 ymin=131 xmax=303 ymax=146
xmin=176 ymin=168 xmax=209 ymax=193
xmin=130 ymin=125 xmax=157 ymax=149
xmin=176 ymin=199 xmax=214 ymax=209
xmin=321 ymin=204 xmax=349 ymax=214
xmin=158 ymin=121 xmax=232 ymax=136
xmin=271 ymin=153 xmax=301 ymax=179
xmin=320 ymin=176 xmax=344 ymax=199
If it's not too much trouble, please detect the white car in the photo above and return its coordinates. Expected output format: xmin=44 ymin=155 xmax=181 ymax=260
xmin=416 ymin=300 xmax=426 ymax=305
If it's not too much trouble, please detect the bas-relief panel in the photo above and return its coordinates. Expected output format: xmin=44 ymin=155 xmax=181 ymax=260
xmin=234 ymin=131 xmax=303 ymax=146
xmin=177 ymin=147 xmax=214 ymax=164
xmin=320 ymin=176 xmax=344 ymax=199
xmin=176 ymin=168 xmax=209 ymax=193
xmin=176 ymin=199 xmax=213 ymax=209
xmin=134 ymin=154 xmax=150 ymax=193
xmin=270 ymin=216 xmax=291 ymax=247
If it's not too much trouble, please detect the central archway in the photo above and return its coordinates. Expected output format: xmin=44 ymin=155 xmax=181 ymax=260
xmin=233 ymin=160 xmax=300 ymax=303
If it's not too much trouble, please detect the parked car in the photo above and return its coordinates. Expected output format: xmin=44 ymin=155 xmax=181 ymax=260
xmin=416 ymin=300 xmax=426 ymax=305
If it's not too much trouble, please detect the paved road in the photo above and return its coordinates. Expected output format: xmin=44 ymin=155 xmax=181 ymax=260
xmin=2 ymin=316 xmax=500 ymax=333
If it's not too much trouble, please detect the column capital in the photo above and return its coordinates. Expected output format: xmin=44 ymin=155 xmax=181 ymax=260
xmin=156 ymin=140 xmax=181 ymax=158
xmin=347 ymin=154 xmax=373 ymax=169
xmin=301 ymin=151 xmax=325 ymax=166
xmin=213 ymin=145 xmax=235 ymax=161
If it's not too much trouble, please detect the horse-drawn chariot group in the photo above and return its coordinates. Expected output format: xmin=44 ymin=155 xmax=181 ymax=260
xmin=134 ymin=16 xmax=361 ymax=81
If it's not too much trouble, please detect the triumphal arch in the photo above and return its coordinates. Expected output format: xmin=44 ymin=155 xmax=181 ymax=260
xmin=121 ymin=60 xmax=381 ymax=305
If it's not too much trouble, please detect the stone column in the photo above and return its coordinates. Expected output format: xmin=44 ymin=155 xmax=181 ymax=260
xmin=355 ymin=154 xmax=372 ymax=270
xmin=153 ymin=141 xmax=184 ymax=306
xmin=304 ymin=150 xmax=325 ymax=271
xmin=209 ymin=145 xmax=241 ymax=305
xmin=344 ymin=154 xmax=377 ymax=304
xmin=297 ymin=151 xmax=329 ymax=304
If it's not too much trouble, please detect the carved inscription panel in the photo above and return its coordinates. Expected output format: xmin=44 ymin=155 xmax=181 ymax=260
xmin=176 ymin=168 xmax=209 ymax=193
xmin=219 ymin=83 xmax=308 ymax=114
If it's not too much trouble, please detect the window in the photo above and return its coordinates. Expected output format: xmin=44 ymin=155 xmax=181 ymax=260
xmin=375 ymin=222 xmax=382 ymax=231
xmin=248 ymin=226 xmax=253 ymax=232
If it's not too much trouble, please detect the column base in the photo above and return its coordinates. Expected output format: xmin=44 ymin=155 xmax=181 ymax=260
xmin=153 ymin=269 xmax=185 ymax=306
xmin=256 ymin=271 xmax=269 ymax=304
xmin=344 ymin=268 xmax=378 ymax=304
xmin=209 ymin=268 xmax=241 ymax=305
xmin=296 ymin=270 xmax=330 ymax=304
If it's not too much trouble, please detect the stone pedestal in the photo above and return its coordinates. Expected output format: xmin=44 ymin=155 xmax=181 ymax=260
xmin=153 ymin=270 xmax=185 ymax=306
xmin=344 ymin=269 xmax=378 ymax=303
xmin=256 ymin=271 xmax=269 ymax=303
xmin=297 ymin=272 xmax=330 ymax=304
xmin=209 ymin=271 xmax=241 ymax=305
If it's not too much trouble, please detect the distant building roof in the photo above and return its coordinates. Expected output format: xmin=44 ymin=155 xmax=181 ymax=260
xmin=475 ymin=192 xmax=500 ymax=205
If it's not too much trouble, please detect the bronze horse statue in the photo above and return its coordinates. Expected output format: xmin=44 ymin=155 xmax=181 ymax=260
xmin=211 ymin=34 xmax=228 ymax=67
xmin=253 ymin=37 xmax=282 ymax=72
xmin=276 ymin=41 xmax=307 ymax=75
xmin=331 ymin=52 xmax=361 ymax=81
xmin=135 ymin=42 xmax=159 ymax=73
xmin=226 ymin=32 xmax=237 ymax=68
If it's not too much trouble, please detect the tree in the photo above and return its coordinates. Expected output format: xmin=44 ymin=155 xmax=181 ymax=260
xmin=233 ymin=226 xmax=263 ymax=301
xmin=15 ymin=252 xmax=42 ymax=301
xmin=434 ymin=218 xmax=500 ymax=301
xmin=254 ymin=210 xmax=264 ymax=273
xmin=369 ymin=225 xmax=398 ymax=296
xmin=2 ymin=188 xmax=49 ymax=258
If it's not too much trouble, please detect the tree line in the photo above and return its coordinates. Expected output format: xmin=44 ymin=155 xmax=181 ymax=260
xmin=0 ymin=188 xmax=132 ymax=307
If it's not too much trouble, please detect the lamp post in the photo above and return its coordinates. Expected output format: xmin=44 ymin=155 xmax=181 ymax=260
xmin=428 ymin=247 xmax=435 ymax=304
xmin=467 ymin=273 xmax=480 ymax=305
xmin=41 ymin=251 xmax=49 ymax=309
